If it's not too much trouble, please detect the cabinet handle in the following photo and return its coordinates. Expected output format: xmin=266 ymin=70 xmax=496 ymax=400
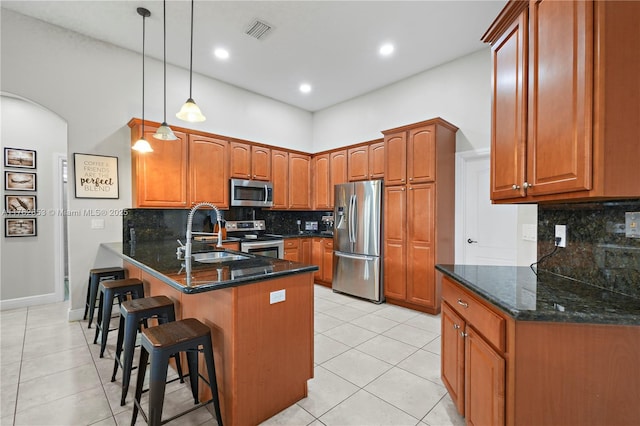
xmin=453 ymin=324 xmax=460 ymax=330
xmin=460 ymin=331 xmax=468 ymax=338
xmin=512 ymin=184 xmax=520 ymax=190
xmin=409 ymin=177 xmax=413 ymax=181
xmin=523 ymin=182 xmax=533 ymax=189
xmin=457 ymin=299 xmax=469 ymax=308
xmin=401 ymin=178 xmax=405 ymax=182
xmin=409 ymin=187 xmax=413 ymax=190
xmin=401 ymin=187 xmax=405 ymax=191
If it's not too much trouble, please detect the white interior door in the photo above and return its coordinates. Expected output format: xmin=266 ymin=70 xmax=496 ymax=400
xmin=458 ymin=152 xmax=518 ymax=265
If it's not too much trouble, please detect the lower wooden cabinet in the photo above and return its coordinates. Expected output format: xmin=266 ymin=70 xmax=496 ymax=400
xmin=284 ymin=238 xmax=312 ymax=264
xmin=311 ymin=237 xmax=333 ymax=286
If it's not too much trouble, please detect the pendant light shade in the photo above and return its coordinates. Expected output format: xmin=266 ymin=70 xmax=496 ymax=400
xmin=154 ymin=0 xmax=178 ymax=140
xmin=133 ymin=7 xmax=154 ymax=153
xmin=177 ymin=0 xmax=206 ymax=122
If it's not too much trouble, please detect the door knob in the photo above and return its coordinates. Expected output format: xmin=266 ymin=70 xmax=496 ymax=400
xmin=467 ymin=238 xmax=478 ymax=244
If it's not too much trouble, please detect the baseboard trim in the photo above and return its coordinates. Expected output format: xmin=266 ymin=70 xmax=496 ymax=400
xmin=0 ymin=293 xmax=64 ymax=311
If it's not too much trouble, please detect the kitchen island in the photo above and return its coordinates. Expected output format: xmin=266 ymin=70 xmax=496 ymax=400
xmin=436 ymin=264 xmax=640 ymax=426
xmin=102 ymin=242 xmax=318 ymax=426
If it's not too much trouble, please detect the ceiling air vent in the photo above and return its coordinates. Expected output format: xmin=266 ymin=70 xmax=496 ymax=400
xmin=245 ymin=19 xmax=273 ymax=40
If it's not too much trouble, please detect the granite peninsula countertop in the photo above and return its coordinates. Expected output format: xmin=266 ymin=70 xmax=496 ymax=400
xmin=102 ymin=241 xmax=318 ymax=294
xmin=436 ymin=264 xmax=640 ymax=325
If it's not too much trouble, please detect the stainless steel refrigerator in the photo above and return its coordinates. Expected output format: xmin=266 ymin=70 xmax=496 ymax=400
xmin=333 ymin=180 xmax=383 ymax=303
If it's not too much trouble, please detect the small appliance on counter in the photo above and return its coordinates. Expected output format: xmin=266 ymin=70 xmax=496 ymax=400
xmin=321 ymin=215 xmax=334 ymax=235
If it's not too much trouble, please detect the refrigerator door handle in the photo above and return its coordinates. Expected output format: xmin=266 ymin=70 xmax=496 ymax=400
xmin=349 ymin=194 xmax=357 ymax=243
xmin=334 ymin=251 xmax=376 ymax=261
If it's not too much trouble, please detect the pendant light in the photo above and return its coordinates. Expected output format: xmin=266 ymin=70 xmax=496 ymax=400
xmin=132 ymin=7 xmax=153 ymax=153
xmin=176 ymin=0 xmax=206 ymax=122
xmin=153 ymin=0 xmax=178 ymax=140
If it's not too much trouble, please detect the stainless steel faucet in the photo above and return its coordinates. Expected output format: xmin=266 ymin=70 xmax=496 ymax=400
xmin=177 ymin=201 xmax=223 ymax=261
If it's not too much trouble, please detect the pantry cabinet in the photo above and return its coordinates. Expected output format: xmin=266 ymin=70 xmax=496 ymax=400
xmin=130 ymin=119 xmax=228 ymax=208
xmin=382 ymin=118 xmax=456 ymax=314
xmin=483 ymin=0 xmax=640 ymax=203
xmin=230 ymin=142 xmax=271 ymax=181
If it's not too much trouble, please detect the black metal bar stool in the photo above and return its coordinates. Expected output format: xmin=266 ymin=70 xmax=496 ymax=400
xmin=111 ymin=295 xmax=184 ymax=406
xmin=84 ymin=267 xmax=126 ymax=328
xmin=131 ymin=318 xmax=224 ymax=426
xmin=93 ymin=278 xmax=144 ymax=358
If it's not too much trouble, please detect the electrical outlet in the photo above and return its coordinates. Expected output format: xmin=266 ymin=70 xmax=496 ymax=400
xmin=555 ymin=224 xmax=567 ymax=248
xmin=270 ymin=289 xmax=286 ymax=304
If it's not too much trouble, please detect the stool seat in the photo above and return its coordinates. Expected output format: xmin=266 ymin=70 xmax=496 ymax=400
xmin=132 ymin=318 xmax=223 ymax=426
xmin=111 ymin=295 xmax=183 ymax=406
xmin=84 ymin=267 xmax=125 ymax=328
xmin=93 ymin=278 xmax=144 ymax=358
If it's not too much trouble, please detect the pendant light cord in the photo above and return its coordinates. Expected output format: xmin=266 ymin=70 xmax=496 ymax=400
xmin=188 ymin=0 xmax=194 ymax=98
xmin=163 ymin=0 xmax=167 ymax=122
xmin=141 ymin=10 xmax=146 ymax=135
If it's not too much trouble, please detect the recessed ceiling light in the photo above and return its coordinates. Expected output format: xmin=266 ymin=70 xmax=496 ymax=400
xmin=214 ymin=48 xmax=229 ymax=60
xmin=299 ymin=83 xmax=312 ymax=94
xmin=379 ymin=43 xmax=394 ymax=56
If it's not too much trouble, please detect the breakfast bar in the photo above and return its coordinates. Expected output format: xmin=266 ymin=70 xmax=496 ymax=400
xmin=102 ymin=241 xmax=318 ymax=426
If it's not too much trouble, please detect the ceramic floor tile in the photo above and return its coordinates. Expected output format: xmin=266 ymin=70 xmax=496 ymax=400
xmin=404 ymin=314 xmax=442 ymax=334
xmin=356 ymin=334 xmax=419 ymax=365
xmin=259 ymin=403 xmax=315 ymax=425
xmin=343 ymin=298 xmax=387 ymax=314
xmin=297 ymin=366 xmax=359 ymax=418
xmin=319 ymin=389 xmax=418 ymax=426
xmin=323 ymin=304 xmax=369 ymax=322
xmin=1 ymin=381 xmax=18 ymax=420
xmin=314 ymin=334 xmax=350 ymax=364
xmin=19 ymin=345 xmax=94 ymax=382
xmin=365 ymin=367 xmax=447 ymax=420
xmin=21 ymin=323 xmax=87 ymax=360
xmin=397 ymin=349 xmax=442 ymax=385
xmin=322 ymin=349 xmax=392 ymax=387
xmin=422 ymin=394 xmax=465 ymax=426
xmin=423 ymin=336 xmax=441 ymax=355
xmin=315 ymin=290 xmax=354 ymax=305
xmin=383 ymin=323 xmax=439 ymax=348
xmin=24 ymin=303 xmax=72 ymax=330
xmin=314 ymin=312 xmax=344 ymax=333
xmin=314 ymin=298 xmax=343 ymax=313
xmin=372 ymin=305 xmax=420 ymax=323
xmin=1 ymin=360 xmax=21 ymax=386
xmin=349 ymin=313 xmax=399 ymax=334
xmin=322 ymin=323 xmax=377 ymax=347
xmin=14 ymin=385 xmax=112 ymax=426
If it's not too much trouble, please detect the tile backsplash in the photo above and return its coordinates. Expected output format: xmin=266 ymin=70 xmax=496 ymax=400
xmin=537 ymin=200 xmax=640 ymax=298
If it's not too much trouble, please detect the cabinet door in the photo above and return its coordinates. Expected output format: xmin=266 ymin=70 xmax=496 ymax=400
xmin=383 ymin=186 xmax=406 ymax=300
xmin=527 ymin=0 xmax=593 ymax=196
xmin=251 ymin=146 xmax=271 ymax=181
xmin=229 ymin=142 xmax=252 ymax=179
xmin=465 ymin=327 xmax=505 ymax=426
xmin=284 ymin=239 xmax=300 ymax=262
xmin=407 ymin=125 xmax=436 ymax=183
xmin=271 ymin=150 xmax=289 ymax=209
xmin=288 ymin=153 xmax=311 ymax=209
xmin=441 ymin=303 xmax=465 ymax=415
xmin=133 ymin=124 xmax=189 ymax=208
xmin=311 ymin=237 xmax=323 ymax=282
xmin=490 ymin=12 xmax=527 ymax=200
xmin=368 ymin=141 xmax=385 ymax=179
xmin=300 ymin=238 xmax=312 ymax=264
xmin=189 ymin=135 xmax=229 ymax=207
xmin=330 ymin=150 xmax=348 ymax=206
xmin=406 ymin=183 xmax=435 ymax=307
xmin=322 ymin=239 xmax=334 ymax=283
xmin=313 ymin=154 xmax=331 ymax=210
xmin=347 ymin=147 xmax=369 ymax=181
xmin=384 ymin=132 xmax=407 ymax=186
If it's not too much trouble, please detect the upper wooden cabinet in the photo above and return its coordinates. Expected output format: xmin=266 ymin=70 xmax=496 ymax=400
xmin=347 ymin=141 xmax=384 ymax=182
xmin=483 ymin=0 xmax=640 ymax=203
xmin=329 ymin=150 xmax=347 ymax=205
xmin=368 ymin=141 xmax=385 ymax=179
xmin=130 ymin=120 xmax=228 ymax=208
xmin=288 ymin=153 xmax=311 ymax=210
xmin=271 ymin=149 xmax=289 ymax=209
xmin=313 ymin=154 xmax=330 ymax=210
xmin=230 ymin=142 xmax=271 ymax=181
xmin=384 ymin=123 xmax=443 ymax=186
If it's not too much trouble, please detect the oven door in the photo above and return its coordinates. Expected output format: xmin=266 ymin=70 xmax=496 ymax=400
xmin=241 ymin=239 xmax=284 ymax=259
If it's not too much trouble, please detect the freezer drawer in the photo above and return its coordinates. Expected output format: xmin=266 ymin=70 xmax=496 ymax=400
xmin=332 ymin=251 xmax=382 ymax=303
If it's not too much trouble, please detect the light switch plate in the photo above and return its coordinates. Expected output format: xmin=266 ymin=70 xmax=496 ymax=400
xmin=270 ymin=289 xmax=286 ymax=304
xmin=522 ymin=224 xmax=537 ymax=241
xmin=625 ymin=212 xmax=640 ymax=238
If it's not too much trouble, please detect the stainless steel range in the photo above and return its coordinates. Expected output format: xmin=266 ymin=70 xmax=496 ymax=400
xmin=225 ymin=220 xmax=284 ymax=259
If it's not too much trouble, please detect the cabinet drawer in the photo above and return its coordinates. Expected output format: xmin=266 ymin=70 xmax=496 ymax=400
xmin=324 ymin=239 xmax=333 ymax=249
xmin=284 ymin=239 xmax=299 ymax=249
xmin=442 ymin=277 xmax=505 ymax=352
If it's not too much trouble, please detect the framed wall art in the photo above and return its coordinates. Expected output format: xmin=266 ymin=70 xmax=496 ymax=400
xmin=4 ymin=171 xmax=37 ymax=191
xmin=5 ymin=218 xmax=37 ymax=237
xmin=4 ymin=147 xmax=36 ymax=169
xmin=73 ymin=153 xmax=119 ymax=199
xmin=5 ymin=195 xmax=37 ymax=213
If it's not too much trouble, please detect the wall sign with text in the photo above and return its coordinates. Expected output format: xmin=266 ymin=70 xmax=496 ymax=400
xmin=73 ymin=153 xmax=119 ymax=199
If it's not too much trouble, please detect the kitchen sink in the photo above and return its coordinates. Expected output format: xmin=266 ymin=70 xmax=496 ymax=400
xmin=192 ymin=251 xmax=251 ymax=263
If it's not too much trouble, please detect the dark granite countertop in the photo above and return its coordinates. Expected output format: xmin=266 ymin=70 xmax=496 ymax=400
xmin=279 ymin=232 xmax=333 ymax=238
xmin=436 ymin=264 xmax=639 ymax=325
xmin=102 ymin=242 xmax=318 ymax=294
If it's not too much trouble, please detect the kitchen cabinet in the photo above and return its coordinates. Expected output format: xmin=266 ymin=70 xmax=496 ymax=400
xmin=347 ymin=141 xmax=384 ymax=182
xmin=130 ymin=120 xmax=228 ymax=208
xmin=311 ymin=237 xmax=333 ymax=286
xmin=230 ymin=142 xmax=271 ymax=181
xmin=283 ymin=238 xmax=300 ymax=262
xmin=382 ymin=118 xmax=457 ymax=314
xmin=301 ymin=238 xmax=312 ymax=265
xmin=312 ymin=154 xmax=330 ymax=210
xmin=288 ymin=153 xmax=312 ymax=210
xmin=271 ymin=149 xmax=289 ymax=209
xmin=368 ymin=141 xmax=385 ymax=179
xmin=483 ymin=0 xmax=640 ymax=203
xmin=329 ymin=150 xmax=347 ymax=206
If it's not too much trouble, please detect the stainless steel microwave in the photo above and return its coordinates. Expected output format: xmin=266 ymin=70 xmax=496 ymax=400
xmin=230 ymin=179 xmax=274 ymax=207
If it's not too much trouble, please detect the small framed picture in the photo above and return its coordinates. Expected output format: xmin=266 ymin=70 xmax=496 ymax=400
xmin=5 ymin=195 xmax=37 ymax=213
xmin=5 ymin=218 xmax=37 ymax=237
xmin=73 ymin=153 xmax=119 ymax=199
xmin=5 ymin=171 xmax=37 ymax=191
xmin=4 ymin=148 xmax=36 ymax=169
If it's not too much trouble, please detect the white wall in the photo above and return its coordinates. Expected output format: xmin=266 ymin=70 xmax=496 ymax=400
xmin=312 ymin=49 xmax=492 ymax=152
xmin=1 ymin=96 xmax=67 ymax=305
xmin=1 ymin=10 xmax=312 ymax=317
